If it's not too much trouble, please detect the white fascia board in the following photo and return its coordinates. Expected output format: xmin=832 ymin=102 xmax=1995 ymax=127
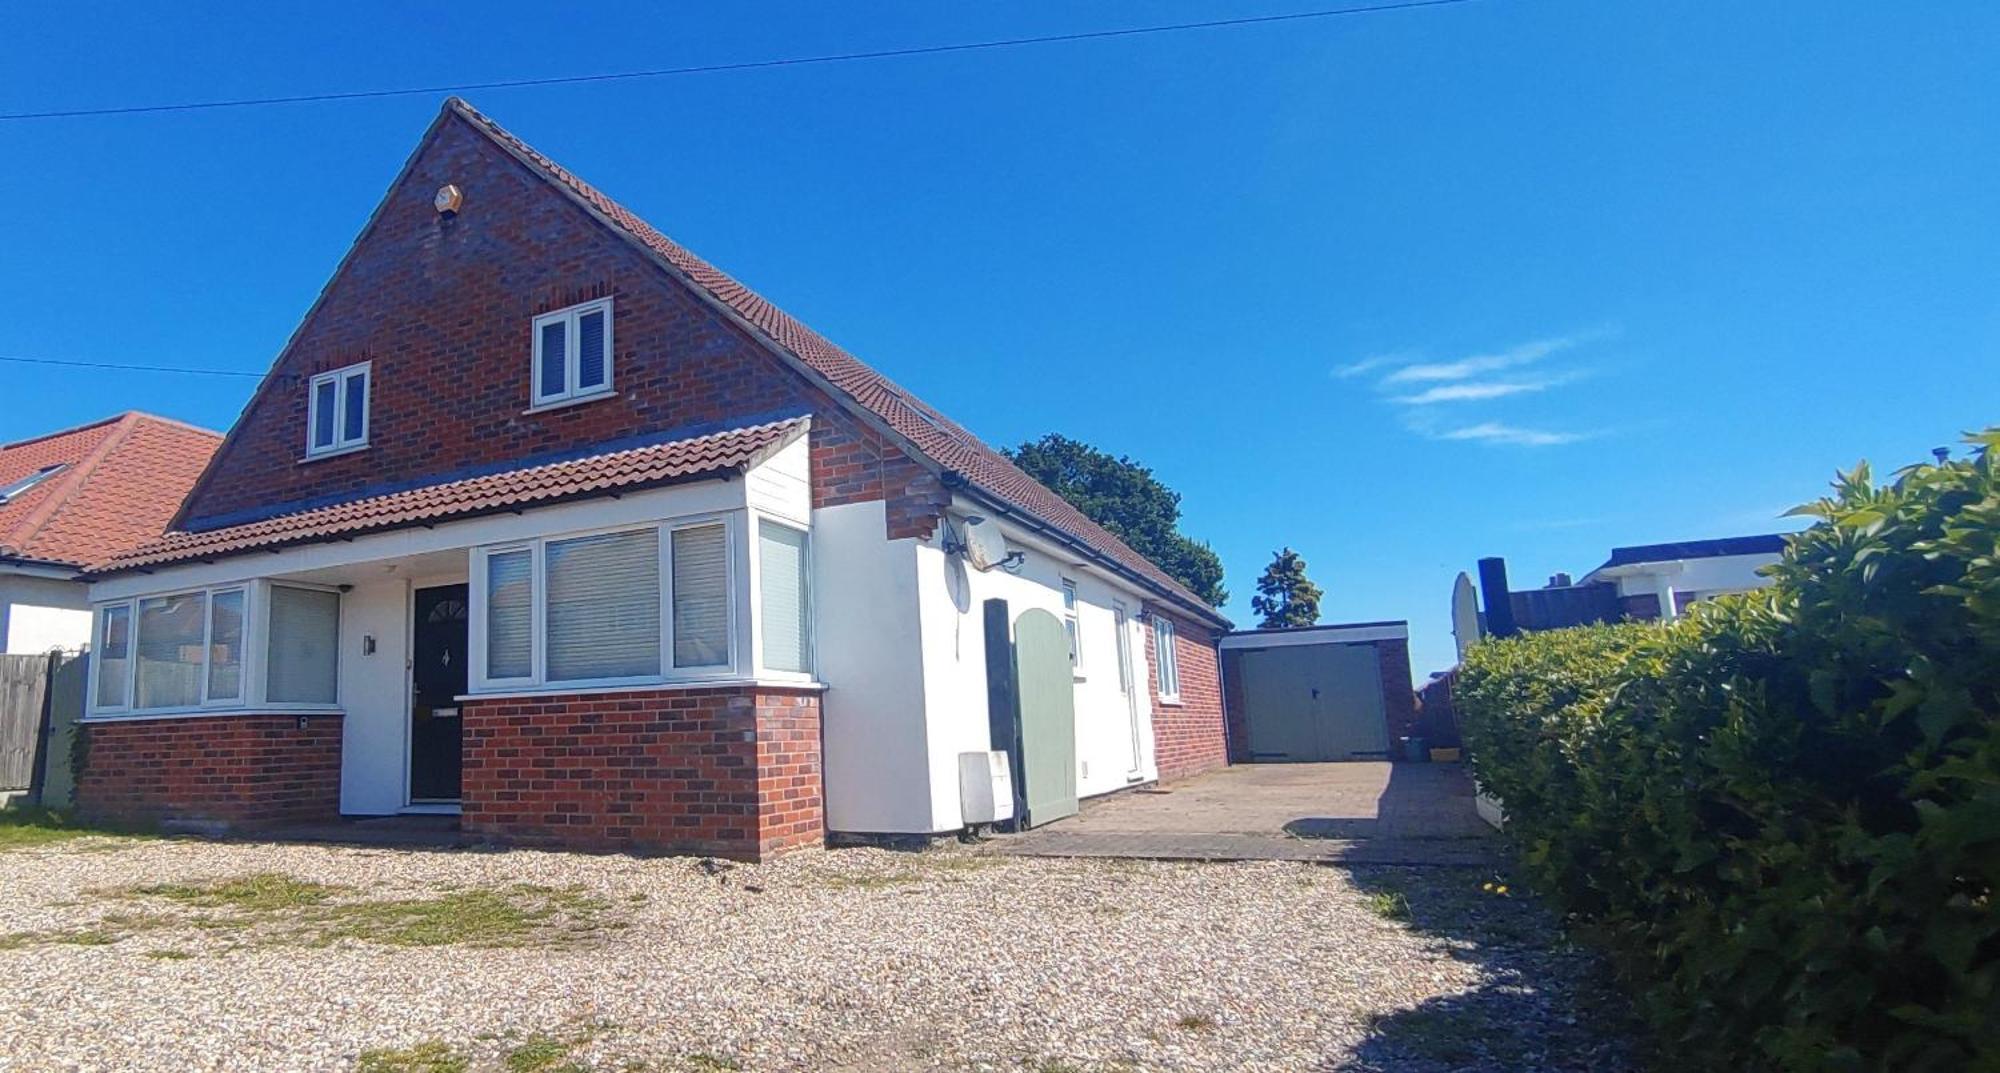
xmin=0 ymin=559 xmax=85 ymax=582
xmin=1221 ymin=623 xmax=1409 ymax=650
xmin=89 ymin=479 xmax=747 ymax=602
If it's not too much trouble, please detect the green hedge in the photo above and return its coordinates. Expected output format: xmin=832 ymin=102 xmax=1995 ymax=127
xmin=1459 ymin=432 xmax=2000 ymax=1072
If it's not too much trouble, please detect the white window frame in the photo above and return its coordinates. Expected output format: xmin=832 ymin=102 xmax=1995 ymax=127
xmin=752 ymin=515 xmax=815 ymax=681
xmin=1061 ymin=578 xmax=1084 ymax=679
xmin=468 ymin=514 xmax=739 ymax=693
xmin=87 ymin=583 xmax=260 ymax=717
xmin=305 ymin=361 xmax=371 ymax=457
xmin=530 ymin=297 xmax=615 ymax=408
xmin=1154 ymin=615 xmax=1181 ymax=702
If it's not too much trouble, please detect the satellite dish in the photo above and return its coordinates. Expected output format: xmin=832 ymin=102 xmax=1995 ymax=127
xmin=1451 ymin=571 xmax=1483 ymax=662
xmin=962 ymin=517 xmax=1010 ymax=571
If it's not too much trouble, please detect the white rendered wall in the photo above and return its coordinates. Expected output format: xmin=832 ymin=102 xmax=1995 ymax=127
xmin=1604 ymin=553 xmax=1781 ymax=599
xmin=338 ymin=577 xmax=415 ymax=815
xmin=914 ymin=514 xmax=1161 ymax=832
xmin=0 ymin=574 xmax=91 ymax=654
xmin=811 ymin=499 xmax=935 ymax=834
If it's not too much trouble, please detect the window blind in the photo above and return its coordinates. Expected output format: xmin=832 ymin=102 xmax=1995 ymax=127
xmin=136 ymin=591 xmax=206 ymax=709
xmin=96 ymin=605 xmax=131 ymax=708
xmin=342 ymin=370 xmax=367 ymax=442
xmin=538 ymin=319 xmax=567 ymax=399
xmin=267 ymin=586 xmax=339 ymax=704
xmin=758 ymin=521 xmax=810 ymax=673
xmin=207 ymin=589 xmax=245 ymax=701
xmin=546 ymin=529 xmax=660 ymax=681
xmin=486 ymin=550 xmax=533 ymax=679
xmin=577 ymin=307 xmax=607 ymax=390
xmin=312 ymin=378 xmax=337 ymax=448
xmin=672 ymin=524 xmax=729 ymax=667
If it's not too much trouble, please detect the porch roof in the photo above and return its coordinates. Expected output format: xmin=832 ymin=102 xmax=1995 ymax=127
xmin=91 ymin=418 xmax=807 ymax=576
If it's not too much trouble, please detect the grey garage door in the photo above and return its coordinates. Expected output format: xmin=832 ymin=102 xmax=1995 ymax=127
xmin=1240 ymin=643 xmax=1390 ymax=761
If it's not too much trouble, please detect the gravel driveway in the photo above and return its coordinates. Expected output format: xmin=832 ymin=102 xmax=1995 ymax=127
xmin=0 ymin=833 xmax=1642 ymax=1072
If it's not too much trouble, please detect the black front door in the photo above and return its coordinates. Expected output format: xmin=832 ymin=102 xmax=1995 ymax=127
xmin=410 ymin=584 xmax=469 ymax=802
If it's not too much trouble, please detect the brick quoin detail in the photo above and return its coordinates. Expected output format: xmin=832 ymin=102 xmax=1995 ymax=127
xmin=1145 ymin=611 xmax=1228 ymax=782
xmin=179 ymin=111 xmax=942 ymax=544
xmin=75 ymin=714 xmax=342 ymax=827
xmin=460 ymin=686 xmax=823 ymax=862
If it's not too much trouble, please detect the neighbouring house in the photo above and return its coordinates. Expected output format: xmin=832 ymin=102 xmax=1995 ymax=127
xmin=74 ymin=98 xmax=1231 ymax=860
xmin=1219 ymin=622 xmax=1416 ymax=763
xmin=1450 ymin=533 xmax=1788 ymax=657
xmin=0 ymin=413 xmax=222 ymax=654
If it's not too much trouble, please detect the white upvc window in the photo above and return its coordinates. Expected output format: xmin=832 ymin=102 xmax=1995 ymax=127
xmin=1154 ymin=615 xmax=1181 ymax=701
xmin=469 ymin=515 xmax=740 ymax=692
xmin=306 ymin=362 xmax=370 ymax=456
xmin=756 ymin=519 xmax=812 ymax=675
xmin=531 ymin=297 xmax=614 ymax=407
xmin=1061 ymin=579 xmax=1083 ymax=676
xmin=89 ymin=583 xmax=266 ymax=715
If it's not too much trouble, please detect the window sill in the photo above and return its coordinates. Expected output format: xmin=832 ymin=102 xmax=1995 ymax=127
xmin=1158 ymin=696 xmax=1184 ymax=707
xmin=83 ymin=706 xmax=342 ymax=724
xmin=299 ymin=443 xmax=369 ymax=464
xmin=456 ymin=677 xmax=827 ymax=703
xmin=524 ymin=389 xmax=618 ymax=416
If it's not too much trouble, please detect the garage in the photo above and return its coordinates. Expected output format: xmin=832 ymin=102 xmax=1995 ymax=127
xmin=1220 ymin=621 xmax=1417 ymax=762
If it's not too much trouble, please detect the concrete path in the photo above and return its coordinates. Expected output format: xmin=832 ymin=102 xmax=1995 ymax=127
xmin=993 ymin=762 xmax=1499 ymax=866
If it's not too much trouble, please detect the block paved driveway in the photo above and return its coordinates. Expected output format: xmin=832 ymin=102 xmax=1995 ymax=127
xmin=995 ymin=762 xmax=1499 ymax=865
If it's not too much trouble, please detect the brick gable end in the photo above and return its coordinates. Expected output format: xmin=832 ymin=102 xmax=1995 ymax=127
xmin=180 ymin=112 xmax=942 ymax=541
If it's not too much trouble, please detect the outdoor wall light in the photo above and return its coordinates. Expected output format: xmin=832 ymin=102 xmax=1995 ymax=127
xmin=362 ymin=635 xmax=377 ymax=656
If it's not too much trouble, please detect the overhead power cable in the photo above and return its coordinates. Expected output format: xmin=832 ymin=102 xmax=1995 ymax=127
xmin=0 ymin=0 xmax=1480 ymax=122
xmin=0 ymin=354 xmax=271 ymax=378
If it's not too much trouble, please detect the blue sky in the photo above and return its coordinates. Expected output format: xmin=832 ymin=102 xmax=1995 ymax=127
xmin=3 ymin=2 xmax=1996 ymax=677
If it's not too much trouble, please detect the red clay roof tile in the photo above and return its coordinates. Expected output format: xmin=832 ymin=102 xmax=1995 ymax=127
xmin=97 ymin=418 xmax=805 ymax=573
xmin=0 ymin=412 xmax=221 ymax=570
xmin=448 ymin=99 xmax=1225 ymax=625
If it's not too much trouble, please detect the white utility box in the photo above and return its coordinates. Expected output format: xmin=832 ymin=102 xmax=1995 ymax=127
xmin=958 ymin=750 xmax=1015 ymax=825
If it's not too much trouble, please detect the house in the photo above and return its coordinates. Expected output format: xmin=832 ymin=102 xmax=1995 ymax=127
xmin=0 ymin=413 xmax=221 ymax=654
xmin=1452 ymin=533 xmax=1788 ymax=656
xmin=74 ymin=98 xmax=1231 ymax=860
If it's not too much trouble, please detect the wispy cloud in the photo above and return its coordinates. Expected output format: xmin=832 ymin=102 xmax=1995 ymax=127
xmin=1394 ymin=378 xmax=1560 ymax=405
xmin=1380 ymin=336 xmax=1579 ymax=384
xmin=1333 ymin=353 xmax=1406 ymax=379
xmin=1337 ymin=330 xmax=1615 ymax=447
xmin=1436 ymin=421 xmax=1591 ymax=447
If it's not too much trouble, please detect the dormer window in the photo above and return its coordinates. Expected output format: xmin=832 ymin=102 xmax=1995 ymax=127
xmin=531 ymin=297 xmax=613 ymax=408
xmin=306 ymin=362 xmax=370 ymax=457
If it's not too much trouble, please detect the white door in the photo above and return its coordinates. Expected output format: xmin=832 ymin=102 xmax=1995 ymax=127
xmin=1113 ymin=602 xmax=1144 ymax=777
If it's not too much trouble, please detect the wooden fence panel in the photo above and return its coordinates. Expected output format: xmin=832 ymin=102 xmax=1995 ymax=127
xmin=0 ymin=654 xmax=54 ymax=792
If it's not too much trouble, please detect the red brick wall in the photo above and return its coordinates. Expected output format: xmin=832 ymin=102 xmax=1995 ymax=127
xmin=460 ymin=685 xmax=823 ymax=861
xmin=1377 ymin=638 xmax=1419 ymax=745
xmin=75 ymin=714 xmax=342 ymax=827
xmin=179 ymin=111 xmax=941 ymax=542
xmin=1144 ymin=611 xmax=1228 ymax=781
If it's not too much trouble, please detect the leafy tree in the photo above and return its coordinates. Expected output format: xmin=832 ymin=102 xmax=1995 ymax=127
xmin=1004 ymin=433 xmax=1227 ymax=606
xmin=1251 ymin=547 xmax=1322 ymax=628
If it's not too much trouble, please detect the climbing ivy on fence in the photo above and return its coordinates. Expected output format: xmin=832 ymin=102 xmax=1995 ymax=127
xmin=1458 ymin=430 xmax=2000 ymax=1072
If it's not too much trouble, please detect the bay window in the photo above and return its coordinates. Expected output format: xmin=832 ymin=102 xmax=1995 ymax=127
xmin=472 ymin=517 xmax=741 ymax=690
xmin=89 ymin=582 xmax=323 ymax=716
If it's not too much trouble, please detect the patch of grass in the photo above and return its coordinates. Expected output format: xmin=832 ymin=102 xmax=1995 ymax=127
xmin=1174 ymin=1013 xmax=1218 ymax=1033
xmin=0 ymin=808 xmax=149 ymax=851
xmin=308 ymin=885 xmax=608 ymax=948
xmin=1027 ymin=1060 xmax=1084 ymax=1073
xmin=355 ymin=1040 xmax=470 ymax=1073
xmin=142 ymin=948 xmax=193 ymax=960
xmin=819 ymin=869 xmax=922 ymax=891
xmin=1364 ymin=890 xmax=1412 ymax=921
xmin=682 ymin=1055 xmax=742 ymax=1072
xmin=134 ymin=873 xmax=342 ymax=912
xmin=504 ymin=1034 xmax=584 ymax=1073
